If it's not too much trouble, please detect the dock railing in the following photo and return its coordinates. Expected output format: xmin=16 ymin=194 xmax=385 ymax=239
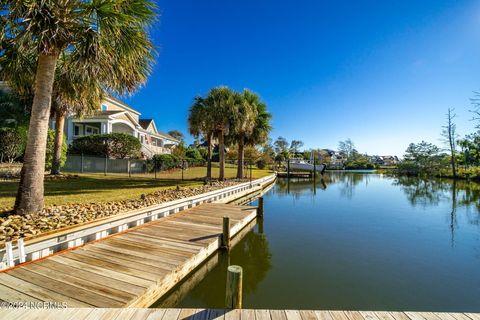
xmin=0 ymin=174 xmax=276 ymax=270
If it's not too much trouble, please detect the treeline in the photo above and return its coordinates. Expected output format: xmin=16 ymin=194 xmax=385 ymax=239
xmin=398 ymin=96 xmax=480 ymax=180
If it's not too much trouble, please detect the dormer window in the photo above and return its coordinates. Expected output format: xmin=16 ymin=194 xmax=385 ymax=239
xmin=101 ymin=104 xmax=108 ymax=111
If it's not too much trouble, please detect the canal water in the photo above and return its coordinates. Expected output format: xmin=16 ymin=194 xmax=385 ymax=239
xmin=154 ymin=173 xmax=480 ymax=311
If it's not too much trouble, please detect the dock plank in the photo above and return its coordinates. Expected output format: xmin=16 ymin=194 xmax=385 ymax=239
xmin=0 ymin=309 xmax=476 ymax=320
xmin=0 ymin=203 xmax=257 ymax=308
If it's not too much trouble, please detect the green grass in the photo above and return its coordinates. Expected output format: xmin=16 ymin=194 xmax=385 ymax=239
xmin=0 ymin=166 xmax=273 ymax=212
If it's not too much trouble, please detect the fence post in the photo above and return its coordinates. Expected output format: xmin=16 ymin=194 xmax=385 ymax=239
xmin=128 ymin=159 xmax=131 ymax=178
xmin=18 ymin=238 xmax=26 ymax=264
xmin=5 ymin=242 xmax=14 ymax=268
xmin=154 ymin=161 xmax=157 ymax=179
xmin=80 ymin=153 xmax=84 ymax=173
xmin=249 ymin=159 xmax=252 ymax=186
xmin=104 ymin=155 xmax=107 ymax=176
xmin=225 ymin=265 xmax=243 ymax=309
xmin=182 ymin=159 xmax=185 ymax=181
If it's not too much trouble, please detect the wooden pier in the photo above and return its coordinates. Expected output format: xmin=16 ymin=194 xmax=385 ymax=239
xmin=0 ymin=308 xmax=478 ymax=320
xmin=0 ymin=203 xmax=257 ymax=308
xmin=277 ymin=172 xmax=314 ymax=178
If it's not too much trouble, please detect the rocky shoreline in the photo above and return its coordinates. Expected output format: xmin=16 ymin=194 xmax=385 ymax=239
xmin=0 ymin=180 xmax=243 ymax=242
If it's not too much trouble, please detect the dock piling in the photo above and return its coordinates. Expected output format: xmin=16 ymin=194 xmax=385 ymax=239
xmin=258 ymin=197 xmax=264 ymax=217
xmin=222 ymin=216 xmax=231 ymax=249
xmin=225 ymin=265 xmax=243 ymax=309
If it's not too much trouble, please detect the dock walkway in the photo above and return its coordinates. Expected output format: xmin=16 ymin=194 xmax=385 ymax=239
xmin=0 ymin=308 xmax=478 ymax=320
xmin=0 ymin=203 xmax=257 ymax=308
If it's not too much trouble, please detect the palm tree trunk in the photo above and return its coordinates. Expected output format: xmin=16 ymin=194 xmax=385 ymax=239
xmin=206 ymin=134 xmax=212 ymax=179
xmin=15 ymin=53 xmax=58 ymax=215
xmin=237 ymin=134 xmax=245 ymax=179
xmin=51 ymin=109 xmax=65 ymax=175
xmin=218 ymin=131 xmax=225 ymax=181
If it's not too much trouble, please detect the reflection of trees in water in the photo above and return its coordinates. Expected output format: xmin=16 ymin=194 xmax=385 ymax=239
xmin=187 ymin=228 xmax=272 ymax=307
xmin=393 ymin=176 xmax=450 ymax=207
xmin=394 ymin=176 xmax=480 ymax=246
xmin=275 ymin=178 xmax=326 ymax=200
xmin=326 ymin=172 xmax=368 ymax=199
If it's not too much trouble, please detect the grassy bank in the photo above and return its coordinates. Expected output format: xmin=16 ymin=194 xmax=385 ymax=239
xmin=0 ymin=167 xmax=273 ymax=212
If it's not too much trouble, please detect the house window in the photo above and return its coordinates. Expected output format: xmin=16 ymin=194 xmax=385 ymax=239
xmin=140 ymin=135 xmax=144 ymax=143
xmin=101 ymin=104 xmax=108 ymax=111
xmin=74 ymin=124 xmax=82 ymax=136
xmin=85 ymin=125 xmax=99 ymax=135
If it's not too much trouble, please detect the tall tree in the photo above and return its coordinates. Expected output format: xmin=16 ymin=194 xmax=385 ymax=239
xmin=168 ymin=130 xmax=184 ymax=142
xmin=188 ymin=96 xmax=215 ymax=179
xmin=274 ymin=137 xmax=289 ymax=155
xmin=205 ymin=87 xmax=237 ymax=181
xmin=290 ymin=140 xmax=304 ymax=154
xmin=338 ymin=139 xmax=356 ymax=160
xmin=230 ymin=90 xmax=258 ymax=178
xmin=441 ymin=108 xmax=458 ymax=178
xmin=1 ymin=0 xmax=156 ymax=214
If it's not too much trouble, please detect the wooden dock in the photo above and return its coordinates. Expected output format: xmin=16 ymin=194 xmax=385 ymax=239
xmin=277 ymin=172 xmax=314 ymax=178
xmin=0 ymin=203 xmax=257 ymax=308
xmin=0 ymin=308 xmax=478 ymax=320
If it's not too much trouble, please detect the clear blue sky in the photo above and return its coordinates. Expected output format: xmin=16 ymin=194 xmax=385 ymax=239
xmin=124 ymin=0 xmax=480 ymax=156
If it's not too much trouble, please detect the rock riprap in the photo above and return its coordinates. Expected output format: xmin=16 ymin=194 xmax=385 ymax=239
xmin=0 ymin=180 xmax=243 ymax=242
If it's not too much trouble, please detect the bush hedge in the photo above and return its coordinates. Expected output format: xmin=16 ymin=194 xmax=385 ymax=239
xmin=152 ymin=154 xmax=179 ymax=170
xmin=0 ymin=126 xmax=27 ymax=163
xmin=70 ymin=133 xmax=141 ymax=159
xmin=45 ymin=129 xmax=68 ymax=171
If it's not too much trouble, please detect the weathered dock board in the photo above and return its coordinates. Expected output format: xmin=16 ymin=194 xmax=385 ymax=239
xmin=0 ymin=309 xmax=477 ymax=320
xmin=0 ymin=203 xmax=257 ymax=308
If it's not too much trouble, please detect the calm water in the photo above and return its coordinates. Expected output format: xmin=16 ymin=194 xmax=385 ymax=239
xmin=154 ymin=173 xmax=480 ymax=311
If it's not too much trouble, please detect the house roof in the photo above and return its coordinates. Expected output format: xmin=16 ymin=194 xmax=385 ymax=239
xmin=139 ymin=119 xmax=154 ymax=130
xmin=138 ymin=118 xmax=179 ymax=142
xmin=105 ymin=96 xmax=141 ymax=115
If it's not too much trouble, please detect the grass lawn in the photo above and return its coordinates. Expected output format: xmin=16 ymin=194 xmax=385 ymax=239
xmin=0 ymin=166 xmax=273 ymax=212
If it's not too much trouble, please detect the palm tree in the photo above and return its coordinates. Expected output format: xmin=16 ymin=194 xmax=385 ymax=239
xmin=1 ymin=1 xmax=156 ymax=214
xmin=244 ymin=94 xmax=272 ymax=169
xmin=188 ymin=96 xmax=215 ymax=179
xmin=205 ymin=87 xmax=237 ymax=181
xmin=230 ymin=90 xmax=258 ymax=178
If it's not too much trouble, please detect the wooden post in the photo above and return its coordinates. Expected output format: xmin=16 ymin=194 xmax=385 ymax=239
xmin=18 ymin=238 xmax=26 ymax=263
xmin=222 ymin=216 xmax=230 ymax=249
xmin=287 ymin=158 xmax=290 ymax=179
xmin=154 ymin=162 xmax=157 ymax=179
xmin=225 ymin=265 xmax=243 ymax=309
xmin=128 ymin=159 xmax=131 ymax=178
xmin=258 ymin=197 xmax=264 ymax=217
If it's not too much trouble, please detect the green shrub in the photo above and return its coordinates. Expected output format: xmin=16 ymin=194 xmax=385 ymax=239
xmin=256 ymin=159 xmax=267 ymax=169
xmin=152 ymin=154 xmax=179 ymax=170
xmin=70 ymin=133 xmax=141 ymax=159
xmin=185 ymin=148 xmax=203 ymax=161
xmin=45 ymin=129 xmax=67 ymax=170
xmin=0 ymin=126 xmax=27 ymax=162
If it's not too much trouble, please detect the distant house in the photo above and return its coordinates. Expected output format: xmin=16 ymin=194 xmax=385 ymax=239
xmin=370 ymin=155 xmax=399 ymax=166
xmin=60 ymin=96 xmax=179 ymax=158
xmin=329 ymin=151 xmax=346 ymax=168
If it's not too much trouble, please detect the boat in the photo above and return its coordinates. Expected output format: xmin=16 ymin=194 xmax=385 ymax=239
xmin=288 ymin=158 xmax=327 ymax=174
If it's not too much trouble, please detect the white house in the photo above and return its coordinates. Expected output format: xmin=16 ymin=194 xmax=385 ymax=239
xmin=63 ymin=96 xmax=179 ymax=158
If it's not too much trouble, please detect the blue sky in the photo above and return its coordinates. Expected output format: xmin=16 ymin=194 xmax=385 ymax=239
xmin=124 ymin=0 xmax=480 ymax=156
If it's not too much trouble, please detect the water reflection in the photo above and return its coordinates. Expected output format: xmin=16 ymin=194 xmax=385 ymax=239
xmin=158 ymin=222 xmax=272 ymax=308
xmin=160 ymin=173 xmax=480 ymax=311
